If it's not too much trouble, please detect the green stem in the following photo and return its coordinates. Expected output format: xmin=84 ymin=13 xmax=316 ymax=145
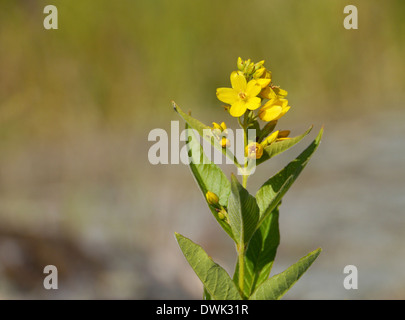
xmin=238 ymin=243 xmax=245 ymax=298
xmin=238 ymin=116 xmax=250 ymax=298
xmin=241 ymin=117 xmax=249 ymax=189
xmin=242 ymin=173 xmax=248 ymax=188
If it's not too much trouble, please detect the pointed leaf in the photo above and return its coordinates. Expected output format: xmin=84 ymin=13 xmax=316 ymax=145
xmin=256 ymin=126 xmax=313 ymax=166
xmin=185 ymin=124 xmax=234 ymax=240
xmin=256 ymin=128 xmax=323 ymax=228
xmin=233 ymin=204 xmax=280 ymax=297
xmin=175 ymin=233 xmax=242 ymax=300
xmin=173 ymin=101 xmax=211 ymax=136
xmin=249 ymin=248 xmax=322 ymax=300
xmin=227 ymin=175 xmax=260 ymax=246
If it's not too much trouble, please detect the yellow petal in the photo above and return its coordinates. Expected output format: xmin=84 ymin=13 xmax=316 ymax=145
xmin=260 ymin=86 xmax=277 ymax=100
xmin=259 ymin=105 xmax=282 ymax=121
xmin=230 ymin=71 xmax=247 ymax=92
xmin=229 ymin=100 xmax=247 ymax=117
xmin=246 ymin=96 xmax=261 ymax=111
xmin=256 ymin=78 xmax=271 ymax=88
xmin=278 ymin=98 xmax=289 ymax=108
xmin=273 ymin=87 xmax=288 ymax=97
xmin=212 ymin=122 xmax=222 ymax=130
xmin=253 ymin=67 xmax=265 ymax=79
xmin=263 ymin=98 xmax=288 ymax=109
xmin=220 ymin=122 xmax=227 ymax=130
xmin=216 ymin=87 xmax=237 ymax=104
xmin=263 ymin=130 xmax=279 ymax=146
xmin=246 ymin=80 xmax=262 ymax=97
xmin=274 ymin=106 xmax=290 ymax=120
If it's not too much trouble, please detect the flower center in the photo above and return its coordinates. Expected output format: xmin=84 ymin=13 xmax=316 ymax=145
xmin=249 ymin=145 xmax=258 ymax=154
xmin=238 ymin=92 xmax=247 ymax=100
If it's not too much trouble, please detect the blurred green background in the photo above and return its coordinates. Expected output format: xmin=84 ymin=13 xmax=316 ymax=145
xmin=0 ymin=0 xmax=404 ymax=299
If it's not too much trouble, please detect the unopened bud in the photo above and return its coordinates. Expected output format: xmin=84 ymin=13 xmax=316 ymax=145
xmin=246 ymin=62 xmax=255 ymax=74
xmin=212 ymin=122 xmax=222 ymax=130
xmin=253 ymin=67 xmax=266 ymax=79
xmin=277 ymin=130 xmax=290 ymax=139
xmin=262 ymin=130 xmax=279 ymax=147
xmin=206 ymin=191 xmax=219 ymax=205
xmin=237 ymin=57 xmax=244 ymax=71
xmin=245 ymin=142 xmax=264 ymax=160
xmin=220 ymin=137 xmax=230 ymax=148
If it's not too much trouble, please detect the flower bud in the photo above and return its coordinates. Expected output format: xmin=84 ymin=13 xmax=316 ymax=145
xmin=277 ymin=130 xmax=290 ymax=139
xmin=245 ymin=142 xmax=264 ymax=160
xmin=262 ymin=130 xmax=279 ymax=147
xmin=246 ymin=62 xmax=255 ymax=75
xmin=220 ymin=137 xmax=230 ymax=148
xmin=206 ymin=191 xmax=219 ymax=205
xmin=253 ymin=67 xmax=266 ymax=79
xmin=237 ymin=57 xmax=244 ymax=71
xmin=276 ymin=130 xmax=292 ymax=141
xmin=218 ymin=209 xmax=226 ymax=220
xmin=212 ymin=122 xmax=222 ymax=130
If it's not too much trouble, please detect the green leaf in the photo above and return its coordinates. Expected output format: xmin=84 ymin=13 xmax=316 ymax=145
xmin=227 ymin=175 xmax=260 ymax=246
xmin=233 ymin=204 xmax=280 ymax=297
xmin=255 ymin=128 xmax=323 ymax=228
xmin=249 ymin=248 xmax=322 ymax=300
xmin=185 ymin=124 xmax=234 ymax=240
xmin=258 ymin=120 xmax=278 ymax=143
xmin=203 ymin=287 xmax=212 ymax=300
xmin=175 ymin=233 xmax=242 ymax=300
xmin=256 ymin=126 xmax=313 ymax=166
xmin=173 ymin=101 xmax=241 ymax=168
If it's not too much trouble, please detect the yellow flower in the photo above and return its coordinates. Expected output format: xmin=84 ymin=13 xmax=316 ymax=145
xmin=206 ymin=191 xmax=219 ymax=205
xmin=245 ymin=142 xmax=264 ymax=159
xmin=216 ymin=71 xmax=262 ymax=118
xmin=258 ymin=98 xmax=291 ymax=122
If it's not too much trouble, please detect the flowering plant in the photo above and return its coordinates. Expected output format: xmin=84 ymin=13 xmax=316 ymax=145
xmin=173 ymin=57 xmax=323 ymax=300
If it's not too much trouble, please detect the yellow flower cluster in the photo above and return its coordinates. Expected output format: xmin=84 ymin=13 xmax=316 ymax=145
xmin=216 ymin=57 xmax=291 ymax=122
xmin=214 ymin=57 xmax=293 ymax=160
